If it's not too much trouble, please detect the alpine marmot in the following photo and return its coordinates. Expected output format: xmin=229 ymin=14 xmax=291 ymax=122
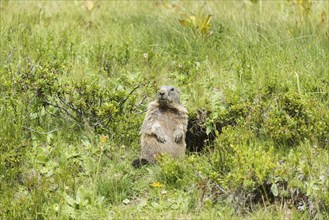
xmin=132 ymin=86 xmax=188 ymax=167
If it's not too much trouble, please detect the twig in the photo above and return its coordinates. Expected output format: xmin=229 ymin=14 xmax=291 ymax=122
xmin=132 ymin=95 xmax=148 ymax=114
xmin=57 ymin=95 xmax=83 ymax=118
xmin=43 ymin=100 xmax=80 ymax=123
xmin=119 ymin=84 xmax=142 ymax=109
xmin=22 ymin=126 xmax=59 ymax=135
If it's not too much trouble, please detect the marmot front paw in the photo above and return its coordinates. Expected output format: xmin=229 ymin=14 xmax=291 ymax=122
xmin=156 ymin=135 xmax=166 ymax=143
xmin=173 ymin=134 xmax=182 ymax=143
xmin=173 ymin=129 xmax=183 ymax=143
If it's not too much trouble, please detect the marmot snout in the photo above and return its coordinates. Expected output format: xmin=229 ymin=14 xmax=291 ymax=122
xmin=157 ymin=86 xmax=180 ymax=106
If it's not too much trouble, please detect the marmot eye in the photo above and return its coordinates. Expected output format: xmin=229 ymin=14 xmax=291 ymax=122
xmin=170 ymin=88 xmax=175 ymax=91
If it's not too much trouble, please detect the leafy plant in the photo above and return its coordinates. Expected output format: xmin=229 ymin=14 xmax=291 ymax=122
xmin=179 ymin=3 xmax=213 ymax=38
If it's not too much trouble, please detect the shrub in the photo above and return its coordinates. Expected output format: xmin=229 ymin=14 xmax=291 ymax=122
xmin=3 ymin=60 xmax=149 ymax=142
xmin=204 ymin=90 xmax=328 ymax=148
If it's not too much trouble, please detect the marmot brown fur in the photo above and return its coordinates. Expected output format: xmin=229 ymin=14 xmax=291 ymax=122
xmin=132 ymin=86 xmax=188 ymax=168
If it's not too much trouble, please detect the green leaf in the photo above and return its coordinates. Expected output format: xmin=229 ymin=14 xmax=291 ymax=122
xmin=271 ymin=183 xmax=279 ymax=197
xmin=63 ymin=192 xmax=76 ymax=207
xmin=202 ymin=15 xmax=212 ymax=27
xmin=206 ymin=125 xmax=213 ymax=135
xmin=179 ymin=19 xmax=191 ymax=27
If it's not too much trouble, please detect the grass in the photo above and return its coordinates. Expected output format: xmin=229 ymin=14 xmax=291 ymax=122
xmin=1 ymin=1 xmax=328 ymax=219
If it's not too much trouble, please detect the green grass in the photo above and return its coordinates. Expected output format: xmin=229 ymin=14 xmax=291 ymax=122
xmin=1 ymin=1 xmax=328 ymax=219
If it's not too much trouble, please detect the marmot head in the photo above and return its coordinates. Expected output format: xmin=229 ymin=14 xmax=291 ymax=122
xmin=157 ymin=86 xmax=181 ymax=106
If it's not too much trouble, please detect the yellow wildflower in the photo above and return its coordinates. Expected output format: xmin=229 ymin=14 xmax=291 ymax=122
xmin=100 ymin=135 xmax=108 ymax=144
xmin=150 ymin=182 xmax=163 ymax=188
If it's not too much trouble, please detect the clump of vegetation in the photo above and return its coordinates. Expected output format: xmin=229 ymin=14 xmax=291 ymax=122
xmin=1 ymin=1 xmax=328 ymax=219
xmin=179 ymin=3 xmax=213 ymax=38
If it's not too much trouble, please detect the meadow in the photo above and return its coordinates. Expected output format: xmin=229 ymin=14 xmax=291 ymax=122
xmin=0 ymin=1 xmax=328 ymax=219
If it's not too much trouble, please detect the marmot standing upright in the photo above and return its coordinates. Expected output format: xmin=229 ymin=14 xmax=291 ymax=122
xmin=132 ymin=86 xmax=188 ymax=167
